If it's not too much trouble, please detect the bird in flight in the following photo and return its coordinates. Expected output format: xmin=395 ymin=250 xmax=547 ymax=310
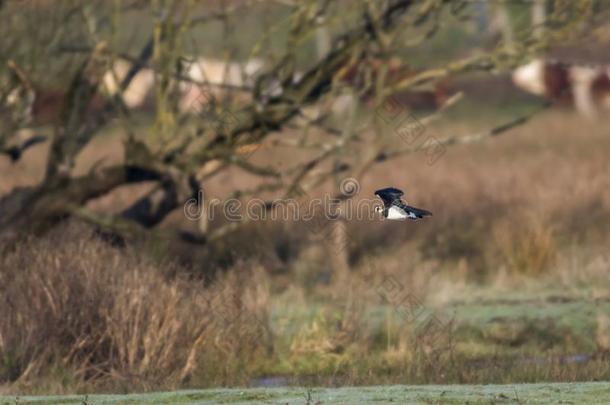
xmin=374 ymin=187 xmax=432 ymax=221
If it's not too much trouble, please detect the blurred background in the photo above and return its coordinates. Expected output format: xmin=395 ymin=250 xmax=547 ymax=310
xmin=1 ymin=0 xmax=610 ymax=395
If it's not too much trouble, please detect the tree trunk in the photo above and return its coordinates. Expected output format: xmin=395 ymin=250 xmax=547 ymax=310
xmin=532 ymin=0 xmax=546 ymax=39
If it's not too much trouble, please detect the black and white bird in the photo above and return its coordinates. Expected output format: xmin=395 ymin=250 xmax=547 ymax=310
xmin=374 ymin=187 xmax=432 ymax=221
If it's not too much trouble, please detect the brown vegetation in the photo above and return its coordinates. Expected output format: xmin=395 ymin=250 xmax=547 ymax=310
xmin=1 ymin=0 xmax=609 ymax=396
xmin=1 ymin=111 xmax=609 ymax=393
xmin=0 ymin=226 xmax=272 ymax=393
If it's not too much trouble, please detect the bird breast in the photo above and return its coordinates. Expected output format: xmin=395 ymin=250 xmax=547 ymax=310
xmin=386 ymin=206 xmax=407 ymax=220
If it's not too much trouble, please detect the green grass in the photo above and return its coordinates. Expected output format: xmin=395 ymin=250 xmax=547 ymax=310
xmin=249 ymin=280 xmax=610 ymax=385
xmin=3 ymin=382 xmax=610 ymax=404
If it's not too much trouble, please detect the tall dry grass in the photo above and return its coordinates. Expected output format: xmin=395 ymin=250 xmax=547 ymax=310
xmin=0 ymin=225 xmax=271 ymax=393
xmin=346 ymin=111 xmax=610 ymax=279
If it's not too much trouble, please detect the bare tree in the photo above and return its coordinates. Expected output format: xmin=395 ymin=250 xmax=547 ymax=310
xmin=0 ymin=0 xmax=597 ymax=252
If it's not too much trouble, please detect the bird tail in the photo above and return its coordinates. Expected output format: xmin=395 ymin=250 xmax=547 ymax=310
xmin=407 ymin=205 xmax=432 ymax=219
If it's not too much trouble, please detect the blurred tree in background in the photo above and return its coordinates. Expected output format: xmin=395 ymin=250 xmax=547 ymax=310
xmin=0 ymin=0 xmax=604 ymax=250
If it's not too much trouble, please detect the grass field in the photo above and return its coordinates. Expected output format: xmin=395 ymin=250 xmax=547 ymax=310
xmin=3 ymin=1 xmax=610 ymax=401
xmin=2 ymin=110 xmax=610 ymax=394
xmin=4 ymin=382 xmax=610 ymax=404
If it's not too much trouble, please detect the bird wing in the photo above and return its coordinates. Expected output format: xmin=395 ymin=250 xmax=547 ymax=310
xmin=374 ymin=187 xmax=404 ymax=208
xmin=396 ymin=201 xmax=432 ymax=219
